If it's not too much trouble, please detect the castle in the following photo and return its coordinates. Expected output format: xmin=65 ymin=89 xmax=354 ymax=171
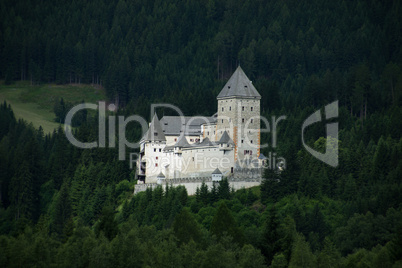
xmin=135 ymin=66 xmax=266 ymax=193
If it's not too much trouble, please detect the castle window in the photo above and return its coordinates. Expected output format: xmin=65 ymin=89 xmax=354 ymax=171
xmin=159 ymin=149 xmax=161 ymax=152
xmin=241 ymin=139 xmax=244 ymax=143
xmin=251 ymin=119 xmax=253 ymax=123
xmin=222 ymin=107 xmax=224 ymax=111
xmin=156 ymin=157 xmax=158 ymax=160
xmin=242 ymin=106 xmax=244 ymax=111
xmin=222 ymin=119 xmax=223 ymax=123
xmin=242 ymin=118 xmax=244 ymax=123
xmin=229 ymin=106 xmax=231 ymax=111
xmin=190 ymin=139 xmax=194 ymax=142
xmin=155 ymin=163 xmax=158 ymax=167
xmin=251 ymin=140 xmax=253 ymax=144
xmin=251 ymin=107 xmax=253 ymax=111
xmin=207 ymin=132 xmax=209 ymax=135
xmin=154 ymin=149 xmax=156 ymax=152
xmin=174 ymin=138 xmax=177 ymax=141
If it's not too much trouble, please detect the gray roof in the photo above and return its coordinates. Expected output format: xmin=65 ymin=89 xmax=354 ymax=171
xmin=217 ymin=131 xmax=235 ymax=145
xmin=217 ymin=66 xmax=261 ymax=99
xmin=212 ymin=168 xmax=222 ymax=175
xmin=157 ymin=172 xmax=165 ymax=178
xmin=174 ymin=136 xmax=191 ymax=147
xmin=142 ymin=114 xmax=166 ymax=142
xmin=163 ymin=137 xmax=218 ymax=152
xmin=196 ymin=137 xmax=215 ymax=147
xmin=258 ymin=153 xmax=267 ymax=160
xmin=160 ymin=116 xmax=216 ymax=136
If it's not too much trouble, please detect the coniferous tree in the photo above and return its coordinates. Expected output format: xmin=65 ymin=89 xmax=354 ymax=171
xmin=210 ymin=202 xmax=244 ymax=245
xmin=261 ymin=205 xmax=281 ymax=265
xmin=173 ymin=208 xmax=202 ymax=245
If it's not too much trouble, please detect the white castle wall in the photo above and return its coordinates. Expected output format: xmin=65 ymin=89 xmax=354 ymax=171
xmin=134 ymin=176 xmax=262 ymax=195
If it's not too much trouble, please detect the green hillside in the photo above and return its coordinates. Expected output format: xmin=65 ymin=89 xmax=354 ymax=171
xmin=0 ymin=81 xmax=106 ymax=133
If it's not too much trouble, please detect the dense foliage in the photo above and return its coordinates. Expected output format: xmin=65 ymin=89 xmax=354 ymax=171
xmin=0 ymin=0 xmax=401 ymax=267
xmin=1 ymin=0 xmax=401 ymax=111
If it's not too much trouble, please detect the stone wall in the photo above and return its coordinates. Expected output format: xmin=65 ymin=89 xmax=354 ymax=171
xmin=217 ymin=98 xmax=260 ymax=161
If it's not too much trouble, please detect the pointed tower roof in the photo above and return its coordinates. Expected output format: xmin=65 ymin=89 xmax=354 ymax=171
xmin=142 ymin=114 xmax=166 ymax=142
xmin=217 ymin=66 xmax=261 ymax=99
xmin=174 ymin=136 xmax=190 ymax=147
xmin=217 ymin=131 xmax=235 ymax=145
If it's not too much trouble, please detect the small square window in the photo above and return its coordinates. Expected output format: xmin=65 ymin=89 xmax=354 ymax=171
xmin=174 ymin=138 xmax=177 ymax=141
xmin=190 ymin=139 xmax=194 ymax=142
xmin=241 ymin=140 xmax=244 ymax=143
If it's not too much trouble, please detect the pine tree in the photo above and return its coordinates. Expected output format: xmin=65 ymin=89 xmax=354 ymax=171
xmin=218 ymin=178 xmax=231 ymax=200
xmin=261 ymin=205 xmax=281 ymax=265
xmin=9 ymin=160 xmax=34 ymax=220
xmin=52 ymin=182 xmax=72 ymax=237
xmin=95 ymin=206 xmax=118 ymax=241
xmin=288 ymin=233 xmax=316 ymax=267
xmin=173 ymin=208 xmax=202 ymax=245
xmin=210 ymin=202 xmax=244 ymax=245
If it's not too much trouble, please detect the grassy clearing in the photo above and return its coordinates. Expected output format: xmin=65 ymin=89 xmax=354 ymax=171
xmin=0 ymin=81 xmax=107 ymax=134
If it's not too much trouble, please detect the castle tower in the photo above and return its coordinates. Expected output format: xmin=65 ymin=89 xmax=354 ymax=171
xmin=216 ymin=66 xmax=261 ymax=164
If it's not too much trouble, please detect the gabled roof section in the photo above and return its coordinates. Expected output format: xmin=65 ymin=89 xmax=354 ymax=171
xmin=160 ymin=116 xmax=216 ymax=136
xmin=142 ymin=114 xmax=166 ymax=142
xmin=217 ymin=131 xmax=235 ymax=145
xmin=217 ymin=66 xmax=261 ymax=99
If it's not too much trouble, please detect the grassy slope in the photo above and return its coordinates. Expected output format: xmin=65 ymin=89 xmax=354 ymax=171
xmin=0 ymin=81 xmax=107 ymax=133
